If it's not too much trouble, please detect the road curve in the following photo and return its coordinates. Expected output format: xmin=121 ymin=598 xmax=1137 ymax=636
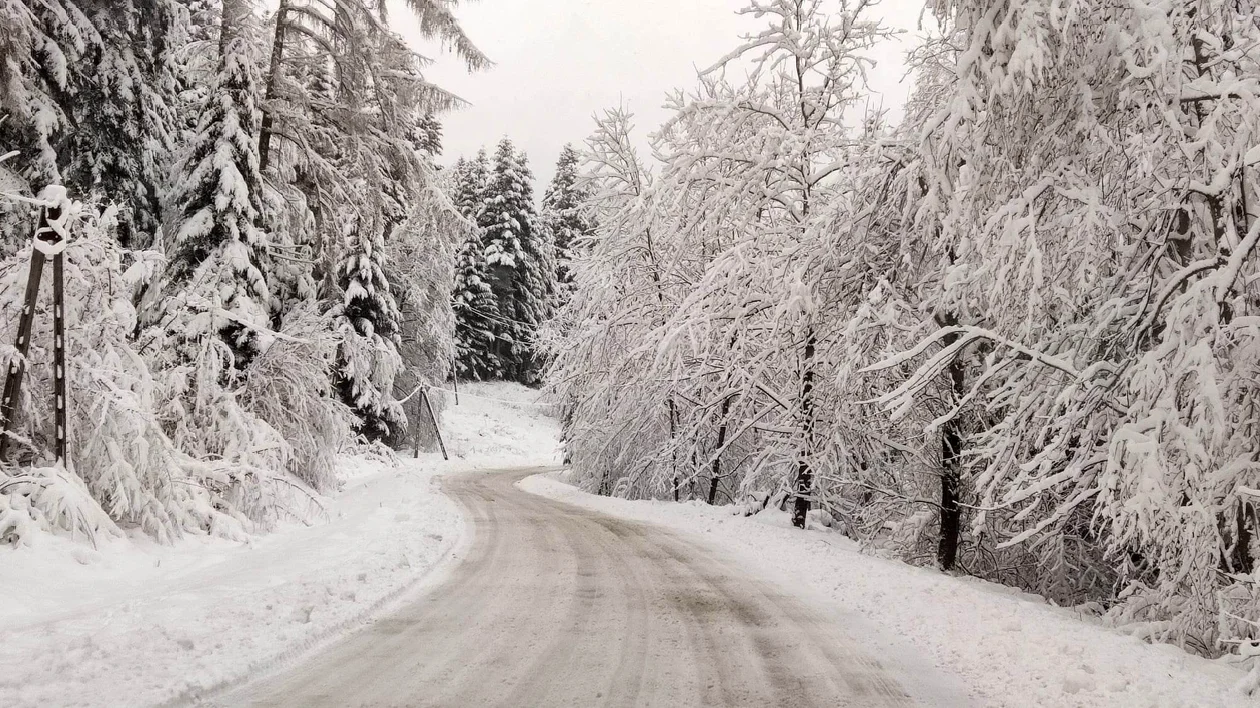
xmin=228 ymin=469 xmax=920 ymax=707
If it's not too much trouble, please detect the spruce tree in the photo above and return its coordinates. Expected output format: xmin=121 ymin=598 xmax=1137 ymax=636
xmin=333 ymin=198 xmax=405 ymax=442
xmin=483 ymin=138 xmax=553 ymax=383
xmin=450 ymin=150 xmax=501 ymax=379
xmin=541 ymin=144 xmax=593 ymax=302
xmin=0 ymin=0 xmax=179 ymax=248
xmin=414 ymin=113 xmax=443 ymax=158
xmin=62 ymin=0 xmax=179 ymax=248
xmin=161 ymin=0 xmax=271 ymax=363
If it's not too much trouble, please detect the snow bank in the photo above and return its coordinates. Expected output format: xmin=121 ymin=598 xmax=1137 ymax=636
xmin=521 ymin=471 xmax=1254 ymax=708
xmin=0 ymin=381 xmax=555 ymax=708
xmin=0 ymin=454 xmax=460 ymax=708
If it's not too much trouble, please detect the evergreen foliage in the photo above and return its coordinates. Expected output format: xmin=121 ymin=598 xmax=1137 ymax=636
xmin=0 ymin=0 xmax=484 ymax=545
xmin=541 ymin=144 xmax=593 ymax=300
xmin=450 ymin=151 xmax=501 ymax=379
xmin=482 ymin=138 xmax=552 ymax=383
xmin=161 ymin=0 xmax=271 ymax=364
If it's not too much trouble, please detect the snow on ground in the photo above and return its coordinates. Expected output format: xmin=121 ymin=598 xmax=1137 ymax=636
xmin=0 ymin=382 xmax=555 ymax=708
xmin=429 ymin=380 xmax=561 ymax=468
xmin=521 ymin=471 xmax=1255 ymax=708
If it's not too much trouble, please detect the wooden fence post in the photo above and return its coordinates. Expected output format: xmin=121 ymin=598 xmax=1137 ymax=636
xmin=421 ymin=388 xmax=448 ymax=461
xmin=0 ymin=196 xmax=65 ymax=462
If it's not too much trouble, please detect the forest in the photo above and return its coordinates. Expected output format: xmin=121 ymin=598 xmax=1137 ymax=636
xmin=4 ymin=0 xmax=1260 ymax=685
xmin=545 ymin=0 xmax=1260 ymax=673
xmin=0 ymin=0 xmax=488 ymax=542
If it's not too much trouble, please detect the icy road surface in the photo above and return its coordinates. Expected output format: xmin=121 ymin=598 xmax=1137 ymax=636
xmin=224 ymin=468 xmax=927 ymax=707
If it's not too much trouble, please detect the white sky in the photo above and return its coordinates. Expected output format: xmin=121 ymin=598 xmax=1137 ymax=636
xmin=392 ymin=0 xmax=934 ymax=186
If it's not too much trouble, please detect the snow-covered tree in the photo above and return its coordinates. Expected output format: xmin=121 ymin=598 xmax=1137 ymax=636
xmin=0 ymin=0 xmax=179 ymax=248
xmin=863 ymin=0 xmax=1260 ymax=667
xmin=414 ymin=113 xmax=443 ymax=158
xmin=333 ymin=192 xmax=405 ymax=442
xmin=551 ymin=0 xmax=896 ymax=524
xmin=450 ymin=151 xmax=501 ymax=379
xmin=483 ymin=138 xmax=552 ymax=384
xmin=157 ymin=0 xmax=271 ymax=364
xmin=544 ymin=108 xmax=681 ymax=496
xmin=542 ymin=144 xmax=594 ymax=298
xmin=0 ymin=0 xmax=483 ymax=552
xmin=386 ymin=181 xmax=464 ymax=449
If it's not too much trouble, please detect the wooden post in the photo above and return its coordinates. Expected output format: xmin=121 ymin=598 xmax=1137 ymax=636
xmin=411 ymin=401 xmax=422 ymax=459
xmin=51 ymin=250 xmax=66 ymax=464
xmin=421 ymin=388 xmax=448 ymax=461
xmin=0 ymin=200 xmax=61 ymax=461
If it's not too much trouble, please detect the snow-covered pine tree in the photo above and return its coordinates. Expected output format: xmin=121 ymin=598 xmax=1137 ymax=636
xmin=541 ymin=144 xmax=594 ymax=302
xmin=483 ymin=138 xmax=552 ymax=384
xmin=243 ymin=0 xmax=485 ymax=445
xmin=159 ymin=0 xmax=271 ymax=363
xmin=0 ymin=0 xmax=95 ymax=205
xmin=333 ymin=193 xmax=405 ymax=442
xmin=0 ymin=0 xmax=179 ymax=249
xmin=509 ymin=146 xmax=555 ymax=384
xmin=172 ymin=0 xmax=223 ymax=139
xmin=61 ymin=0 xmax=179 ymax=248
xmin=450 ymin=150 xmax=501 ymax=379
xmin=414 ymin=113 xmax=443 ymax=158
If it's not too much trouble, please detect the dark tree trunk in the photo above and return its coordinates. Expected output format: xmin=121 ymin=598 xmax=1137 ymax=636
xmin=669 ymin=398 xmax=679 ymax=502
xmin=1227 ymin=500 xmax=1255 ymax=574
xmin=258 ymin=0 xmax=290 ymax=173
xmin=937 ymin=327 xmax=966 ymax=570
xmin=792 ymin=336 xmax=817 ymax=529
xmin=792 ymin=459 xmax=812 ymax=529
xmin=708 ymin=395 xmax=733 ymax=505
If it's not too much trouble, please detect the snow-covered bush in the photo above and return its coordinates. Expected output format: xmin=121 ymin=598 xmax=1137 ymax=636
xmin=0 ymin=200 xmax=249 ymax=543
xmin=0 ymin=466 xmax=119 ymax=547
xmin=240 ymin=305 xmax=354 ymax=492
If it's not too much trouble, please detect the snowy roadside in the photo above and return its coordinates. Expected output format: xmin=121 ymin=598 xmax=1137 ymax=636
xmin=520 ymin=471 xmax=1253 ymax=708
xmin=0 ymin=454 xmax=459 ymax=708
xmin=0 ymin=382 xmax=559 ymax=708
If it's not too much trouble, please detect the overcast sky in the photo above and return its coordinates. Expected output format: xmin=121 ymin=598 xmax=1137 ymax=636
xmin=392 ymin=0 xmax=933 ymax=187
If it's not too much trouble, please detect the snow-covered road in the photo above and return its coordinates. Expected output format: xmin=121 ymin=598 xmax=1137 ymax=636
xmin=223 ymin=468 xmax=955 ymax=707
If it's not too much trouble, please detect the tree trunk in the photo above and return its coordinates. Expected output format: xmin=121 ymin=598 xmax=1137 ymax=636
xmin=669 ymin=397 xmax=679 ymax=502
xmin=258 ymin=0 xmax=291 ymax=173
xmin=1227 ymin=499 xmax=1255 ymax=574
xmin=937 ymin=327 xmax=966 ymax=570
xmin=792 ymin=334 xmax=816 ymax=529
xmin=708 ymin=394 xmax=733 ymax=505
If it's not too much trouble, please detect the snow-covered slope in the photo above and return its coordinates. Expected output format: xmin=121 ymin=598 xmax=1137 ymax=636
xmin=431 ymin=381 xmax=561 ymax=468
xmin=521 ymin=471 xmax=1255 ymax=708
xmin=0 ymin=382 xmax=556 ymax=708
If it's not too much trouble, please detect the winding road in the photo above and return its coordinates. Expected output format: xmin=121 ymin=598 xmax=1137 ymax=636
xmin=226 ymin=468 xmax=924 ymax=707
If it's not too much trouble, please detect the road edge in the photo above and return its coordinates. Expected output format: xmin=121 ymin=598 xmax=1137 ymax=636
xmin=171 ymin=473 xmax=476 ymax=708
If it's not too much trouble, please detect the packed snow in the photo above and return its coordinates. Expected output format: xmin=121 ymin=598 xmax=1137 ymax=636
xmin=522 ymin=471 xmax=1258 ymax=708
xmin=0 ymin=383 xmax=558 ymax=708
